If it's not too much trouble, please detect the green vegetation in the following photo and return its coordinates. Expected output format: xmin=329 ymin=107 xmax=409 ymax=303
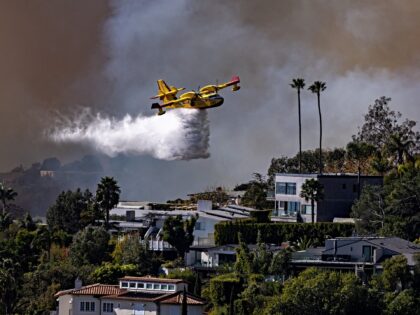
xmin=96 ymin=176 xmax=121 ymax=229
xmin=241 ymin=173 xmax=272 ymax=210
xmin=214 ymin=221 xmax=354 ymax=245
xmin=206 ymin=239 xmax=420 ymax=315
xmin=0 ymin=176 xmax=164 ymax=314
xmin=162 ymin=214 xmax=197 ymax=259
xmin=46 ymin=189 xmax=95 ymax=234
xmin=352 ymin=163 xmax=420 ymax=240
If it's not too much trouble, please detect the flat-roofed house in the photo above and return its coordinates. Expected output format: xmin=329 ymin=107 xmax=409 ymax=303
xmin=273 ymin=173 xmax=383 ymax=222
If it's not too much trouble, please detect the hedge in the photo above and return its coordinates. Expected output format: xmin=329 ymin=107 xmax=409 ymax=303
xmin=214 ymin=222 xmax=354 ymax=246
xmin=209 ymin=273 xmax=243 ymax=307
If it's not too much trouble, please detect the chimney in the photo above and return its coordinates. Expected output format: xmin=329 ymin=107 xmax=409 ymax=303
xmin=75 ymin=277 xmax=82 ymax=290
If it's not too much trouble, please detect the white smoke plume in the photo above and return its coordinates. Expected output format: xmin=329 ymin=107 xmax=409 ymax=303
xmin=50 ymin=108 xmax=210 ymax=160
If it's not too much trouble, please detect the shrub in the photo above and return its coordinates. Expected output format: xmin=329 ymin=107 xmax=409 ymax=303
xmin=209 ymin=273 xmax=243 ymax=307
xmin=215 ymin=222 xmax=354 ymax=245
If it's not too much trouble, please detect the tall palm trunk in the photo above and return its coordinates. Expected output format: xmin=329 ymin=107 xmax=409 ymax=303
xmin=298 ymin=89 xmax=302 ymax=173
xmin=317 ymin=92 xmax=323 ymax=174
xmin=311 ymin=198 xmax=315 ymax=223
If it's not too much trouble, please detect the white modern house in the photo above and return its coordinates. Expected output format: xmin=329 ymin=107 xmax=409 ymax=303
xmin=54 ymin=276 xmax=205 ymax=315
xmin=272 ymin=173 xmax=383 ymax=222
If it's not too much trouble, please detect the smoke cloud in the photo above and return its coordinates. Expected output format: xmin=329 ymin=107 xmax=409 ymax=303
xmin=50 ymin=109 xmax=210 ymax=160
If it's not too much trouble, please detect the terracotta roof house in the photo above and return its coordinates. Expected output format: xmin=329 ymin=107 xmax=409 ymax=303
xmin=54 ymin=276 xmax=205 ymax=315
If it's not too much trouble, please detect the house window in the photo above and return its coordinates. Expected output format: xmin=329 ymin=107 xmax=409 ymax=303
xmin=161 ymin=284 xmax=168 ymax=290
xmin=195 ymin=222 xmax=205 ymax=230
xmin=129 ymin=282 xmax=136 ymax=288
xmin=103 ymin=303 xmax=114 ymax=313
xmin=276 ymin=182 xmax=296 ymax=195
xmin=153 ymin=284 xmax=160 ymax=290
xmin=168 ymin=284 xmax=175 ymax=291
xmin=279 ymin=201 xmax=300 ymax=214
xmin=137 ymin=282 xmax=144 ymax=289
xmin=362 ymin=246 xmax=373 ymax=262
xmin=301 ymin=205 xmax=312 ymax=215
xmin=288 ymin=201 xmax=300 ymax=213
xmin=80 ymin=301 xmax=95 ymax=312
xmin=146 ymin=283 xmax=153 ymax=289
xmin=121 ymin=282 xmax=128 ymax=288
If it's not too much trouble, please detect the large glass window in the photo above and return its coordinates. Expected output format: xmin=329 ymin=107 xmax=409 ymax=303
xmin=278 ymin=201 xmax=300 ymax=214
xmin=288 ymin=201 xmax=300 ymax=213
xmin=276 ymin=182 xmax=296 ymax=195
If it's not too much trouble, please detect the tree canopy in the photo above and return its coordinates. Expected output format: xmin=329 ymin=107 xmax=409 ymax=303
xmin=162 ymin=215 xmax=197 ymax=259
xmin=96 ymin=176 xmax=121 ymax=229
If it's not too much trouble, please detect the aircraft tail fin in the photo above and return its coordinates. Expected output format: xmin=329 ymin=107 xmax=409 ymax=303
xmin=230 ymin=75 xmax=240 ymax=91
xmin=150 ymin=80 xmax=184 ymax=103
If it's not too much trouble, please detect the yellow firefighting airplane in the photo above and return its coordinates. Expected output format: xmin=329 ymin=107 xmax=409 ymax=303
xmin=150 ymin=76 xmax=240 ymax=115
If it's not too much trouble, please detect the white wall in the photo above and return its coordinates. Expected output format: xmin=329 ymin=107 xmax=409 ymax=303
xmin=274 ymin=174 xmax=316 ymax=222
xmin=160 ymin=304 xmax=204 ymax=315
xmin=57 ymin=295 xmax=72 ymax=315
xmin=59 ymin=294 xmax=103 ymax=315
xmin=108 ymin=300 xmax=157 ymax=315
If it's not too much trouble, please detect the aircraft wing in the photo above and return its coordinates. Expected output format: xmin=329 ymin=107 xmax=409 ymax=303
xmin=158 ymin=94 xmax=195 ymax=107
xmin=216 ymin=76 xmax=240 ymax=91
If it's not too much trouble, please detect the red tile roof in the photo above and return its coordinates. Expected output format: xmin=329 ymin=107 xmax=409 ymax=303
xmin=55 ymin=284 xmax=123 ymax=297
xmin=159 ymin=292 xmax=205 ymax=305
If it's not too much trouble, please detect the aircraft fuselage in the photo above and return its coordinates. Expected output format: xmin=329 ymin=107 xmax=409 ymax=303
xmin=174 ymin=93 xmax=224 ymax=110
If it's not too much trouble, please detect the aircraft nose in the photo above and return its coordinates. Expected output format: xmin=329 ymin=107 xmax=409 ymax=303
xmin=217 ymin=97 xmax=224 ymax=106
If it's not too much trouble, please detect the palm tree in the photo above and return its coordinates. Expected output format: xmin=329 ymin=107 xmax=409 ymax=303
xmin=290 ymin=78 xmax=306 ymax=173
xmin=386 ymin=132 xmax=415 ymax=166
xmin=0 ymin=183 xmax=17 ymax=214
xmin=308 ymin=81 xmax=327 ymax=174
xmin=300 ymin=178 xmax=324 ymax=223
xmin=96 ymin=177 xmax=121 ymax=229
xmin=0 ymin=211 xmax=13 ymax=231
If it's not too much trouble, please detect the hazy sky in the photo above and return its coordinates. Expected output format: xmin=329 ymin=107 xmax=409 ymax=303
xmin=1 ymin=0 xmax=420 ymax=201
